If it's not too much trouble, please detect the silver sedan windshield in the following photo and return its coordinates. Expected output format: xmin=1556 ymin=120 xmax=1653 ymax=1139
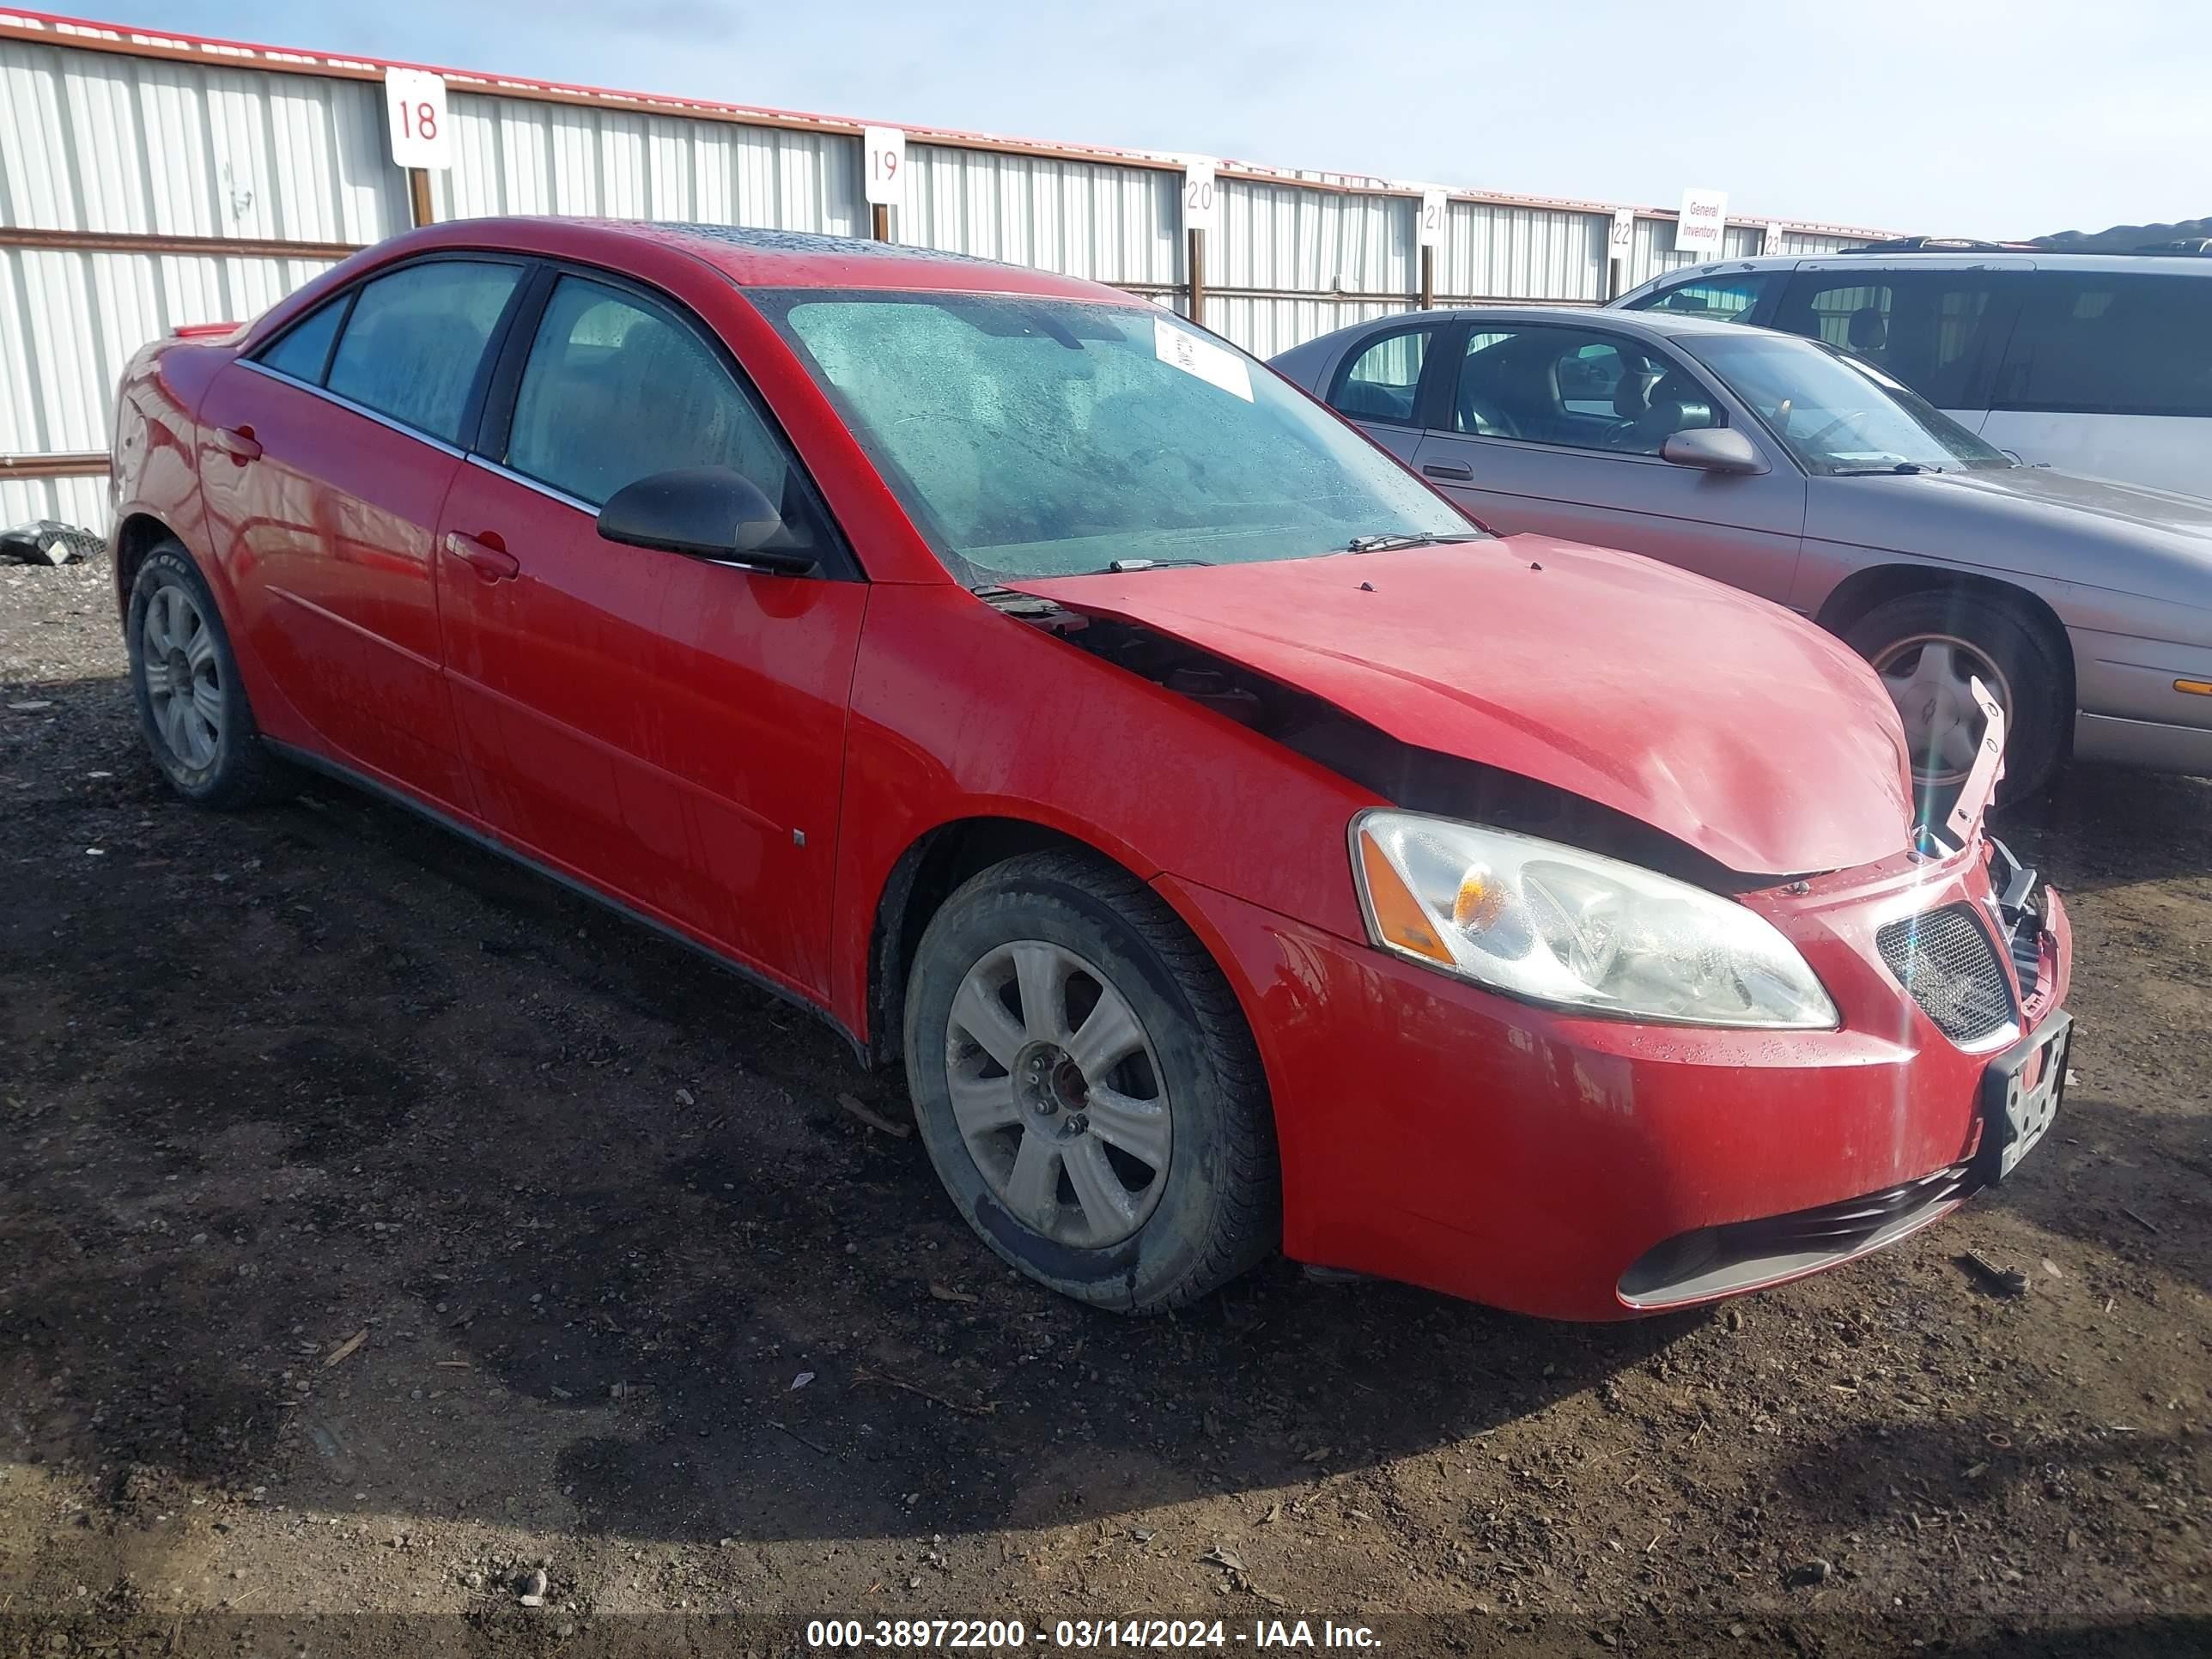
xmin=1683 ymin=332 xmax=2014 ymax=476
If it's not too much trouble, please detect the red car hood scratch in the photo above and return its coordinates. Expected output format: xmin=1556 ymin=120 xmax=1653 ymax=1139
xmin=1006 ymin=537 xmax=1915 ymax=877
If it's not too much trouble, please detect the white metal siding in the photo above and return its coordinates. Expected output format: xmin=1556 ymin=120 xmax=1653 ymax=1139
xmin=1438 ymin=202 xmax=1607 ymax=302
xmin=2 ymin=471 xmax=106 ymax=530
xmin=0 ymin=37 xmax=404 ymax=240
xmin=1209 ymin=295 xmax=1411 ymax=361
xmin=2 ymin=246 xmax=333 ymax=452
xmin=430 ymin=91 xmax=863 ymax=234
xmin=902 ymin=143 xmax=1177 ymax=289
xmin=1216 ymin=179 xmax=1413 ymax=299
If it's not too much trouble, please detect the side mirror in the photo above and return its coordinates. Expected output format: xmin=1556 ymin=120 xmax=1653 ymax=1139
xmin=596 ymin=465 xmax=815 ymax=574
xmin=1660 ymin=427 xmax=1765 ymax=475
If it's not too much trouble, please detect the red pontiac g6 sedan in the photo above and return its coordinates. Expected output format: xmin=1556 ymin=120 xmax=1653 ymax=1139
xmin=107 ymin=218 xmax=2074 ymax=1319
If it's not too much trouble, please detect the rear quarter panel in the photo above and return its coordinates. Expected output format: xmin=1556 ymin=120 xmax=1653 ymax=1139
xmin=109 ymin=338 xmax=233 ymax=617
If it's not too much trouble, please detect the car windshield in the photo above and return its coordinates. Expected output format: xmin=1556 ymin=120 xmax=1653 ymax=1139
xmin=1680 ymin=331 xmax=2014 ymax=476
xmin=751 ymin=289 xmax=1474 ymax=582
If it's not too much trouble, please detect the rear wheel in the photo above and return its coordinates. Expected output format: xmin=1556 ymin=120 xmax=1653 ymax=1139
xmin=125 ymin=543 xmax=292 ymax=809
xmin=1844 ymin=591 xmax=2067 ymax=811
xmin=902 ymin=850 xmax=1279 ymax=1313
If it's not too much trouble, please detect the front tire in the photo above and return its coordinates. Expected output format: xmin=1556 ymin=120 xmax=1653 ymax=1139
xmin=1844 ymin=590 xmax=2067 ymax=810
xmin=902 ymin=851 xmax=1279 ymax=1313
xmin=125 ymin=542 xmax=292 ymax=809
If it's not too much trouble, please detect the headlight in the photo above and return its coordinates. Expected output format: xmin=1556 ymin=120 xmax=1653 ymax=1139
xmin=1351 ymin=810 xmax=1837 ymax=1030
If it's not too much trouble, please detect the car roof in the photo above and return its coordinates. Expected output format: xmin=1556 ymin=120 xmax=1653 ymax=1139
xmin=1633 ymin=251 xmax=2212 ymax=280
xmin=410 ymin=216 xmax=1137 ymax=301
xmin=1358 ymin=304 xmax=1780 ymax=340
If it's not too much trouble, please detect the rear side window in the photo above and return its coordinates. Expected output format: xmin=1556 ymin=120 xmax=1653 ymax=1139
xmin=324 ymin=259 xmax=523 ymax=443
xmin=1773 ymin=271 xmax=2002 ymax=409
xmin=1328 ymin=326 xmax=1434 ymax=425
xmin=258 ymin=297 xmax=347 ymax=385
xmin=1995 ymin=275 xmax=2212 ymax=416
xmin=502 ymin=275 xmax=824 ymax=550
xmin=1632 ymin=272 xmax=1776 ymax=323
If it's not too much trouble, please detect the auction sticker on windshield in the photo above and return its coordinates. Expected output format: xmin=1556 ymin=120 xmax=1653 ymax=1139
xmin=1155 ymin=318 xmax=1253 ymax=401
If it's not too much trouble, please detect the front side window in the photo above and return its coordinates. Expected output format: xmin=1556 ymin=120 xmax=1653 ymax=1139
xmin=1995 ymin=274 xmax=2212 ymax=416
xmin=325 ymin=259 xmax=522 ymax=443
xmin=752 ymin=291 xmax=1471 ymax=583
xmin=502 ymin=275 xmax=823 ymax=552
xmin=1684 ymin=331 xmax=2012 ymax=475
xmin=1449 ymin=325 xmax=1720 ymax=455
xmin=1329 ymin=326 xmax=1434 ymax=425
xmin=1632 ymin=272 xmax=1776 ymax=323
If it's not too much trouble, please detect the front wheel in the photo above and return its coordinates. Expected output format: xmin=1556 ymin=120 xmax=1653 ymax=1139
xmin=1844 ymin=591 xmax=2067 ymax=811
xmin=902 ymin=851 xmax=1279 ymax=1313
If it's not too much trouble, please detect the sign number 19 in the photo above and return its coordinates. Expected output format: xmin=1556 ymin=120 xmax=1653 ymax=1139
xmin=863 ymin=126 xmax=907 ymax=207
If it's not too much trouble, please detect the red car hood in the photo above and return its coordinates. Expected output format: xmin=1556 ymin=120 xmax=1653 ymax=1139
xmin=1008 ymin=537 xmax=1915 ymax=877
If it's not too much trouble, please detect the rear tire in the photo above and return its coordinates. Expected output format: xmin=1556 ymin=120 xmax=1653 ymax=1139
xmin=125 ymin=542 xmax=293 ymax=809
xmin=902 ymin=850 xmax=1279 ymax=1313
xmin=1844 ymin=590 xmax=2067 ymax=811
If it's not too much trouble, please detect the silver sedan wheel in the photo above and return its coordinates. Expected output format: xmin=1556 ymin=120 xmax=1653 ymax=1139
xmin=1871 ymin=632 xmax=2011 ymax=788
xmin=141 ymin=583 xmax=222 ymax=771
xmin=944 ymin=939 xmax=1172 ymax=1249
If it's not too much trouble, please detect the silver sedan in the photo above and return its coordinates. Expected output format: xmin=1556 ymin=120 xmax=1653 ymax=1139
xmin=1273 ymin=307 xmax=2212 ymax=798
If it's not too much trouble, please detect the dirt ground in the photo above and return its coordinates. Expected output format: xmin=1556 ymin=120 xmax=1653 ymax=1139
xmin=3 ymin=554 xmax=2208 ymax=1658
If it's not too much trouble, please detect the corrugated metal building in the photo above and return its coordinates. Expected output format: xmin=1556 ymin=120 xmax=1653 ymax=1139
xmin=0 ymin=8 xmax=1889 ymax=531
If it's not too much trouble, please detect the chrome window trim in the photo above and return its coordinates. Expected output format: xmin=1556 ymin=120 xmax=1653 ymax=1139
xmin=238 ymin=358 xmax=466 ymax=459
xmin=465 ymin=453 xmax=599 ymax=517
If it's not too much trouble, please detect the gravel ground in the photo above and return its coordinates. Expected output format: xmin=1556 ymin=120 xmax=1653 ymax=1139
xmin=3 ymin=555 xmax=2209 ymax=1657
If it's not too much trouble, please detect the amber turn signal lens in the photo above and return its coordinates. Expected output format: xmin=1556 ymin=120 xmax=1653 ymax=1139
xmin=1358 ymin=830 xmax=1453 ymax=965
xmin=2176 ymin=679 xmax=2212 ymax=696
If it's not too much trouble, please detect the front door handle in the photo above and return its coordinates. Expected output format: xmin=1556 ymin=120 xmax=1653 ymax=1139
xmin=212 ymin=424 xmax=262 ymax=463
xmin=443 ymin=530 xmax=520 ymax=581
xmin=1422 ymin=461 xmax=1474 ymax=481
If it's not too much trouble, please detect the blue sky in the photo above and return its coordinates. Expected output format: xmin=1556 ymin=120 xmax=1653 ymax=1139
xmin=141 ymin=0 xmax=2206 ymax=237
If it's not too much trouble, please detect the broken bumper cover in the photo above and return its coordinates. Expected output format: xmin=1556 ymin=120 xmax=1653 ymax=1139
xmin=1157 ymin=851 xmax=2073 ymax=1322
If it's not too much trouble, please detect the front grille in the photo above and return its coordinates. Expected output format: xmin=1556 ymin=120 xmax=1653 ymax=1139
xmin=1619 ymin=1163 xmax=1975 ymax=1308
xmin=1876 ymin=904 xmax=2015 ymax=1045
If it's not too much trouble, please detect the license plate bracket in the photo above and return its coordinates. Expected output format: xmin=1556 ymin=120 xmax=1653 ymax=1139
xmin=1977 ymin=1012 xmax=2071 ymax=1184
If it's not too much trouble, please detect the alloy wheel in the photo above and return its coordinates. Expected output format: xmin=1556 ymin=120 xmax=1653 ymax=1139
xmin=943 ymin=939 xmax=1172 ymax=1249
xmin=1870 ymin=632 xmax=2011 ymax=788
xmin=141 ymin=583 xmax=222 ymax=771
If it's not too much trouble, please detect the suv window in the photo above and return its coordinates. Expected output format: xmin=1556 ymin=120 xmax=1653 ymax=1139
xmin=324 ymin=259 xmax=523 ymax=443
xmin=1451 ymin=325 xmax=1721 ymax=454
xmin=258 ymin=297 xmax=348 ymax=385
xmin=1772 ymin=270 xmax=2002 ymax=409
xmin=1329 ymin=326 xmax=1434 ymax=425
xmin=1995 ymin=274 xmax=2212 ymax=416
xmin=1634 ymin=272 xmax=1776 ymax=323
xmin=503 ymin=275 xmax=825 ymax=550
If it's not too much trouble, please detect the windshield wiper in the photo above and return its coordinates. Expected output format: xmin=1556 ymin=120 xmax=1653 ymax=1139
xmin=1105 ymin=556 xmax=1213 ymax=572
xmin=1831 ymin=461 xmax=1944 ymax=476
xmin=1343 ymin=532 xmax=1484 ymax=553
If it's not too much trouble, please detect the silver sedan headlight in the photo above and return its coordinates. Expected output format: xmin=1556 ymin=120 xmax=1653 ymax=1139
xmin=1351 ymin=810 xmax=1838 ymax=1030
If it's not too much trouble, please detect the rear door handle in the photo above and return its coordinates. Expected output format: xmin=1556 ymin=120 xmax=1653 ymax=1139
xmin=212 ymin=424 xmax=262 ymax=463
xmin=1422 ymin=461 xmax=1474 ymax=481
xmin=442 ymin=531 xmax=520 ymax=581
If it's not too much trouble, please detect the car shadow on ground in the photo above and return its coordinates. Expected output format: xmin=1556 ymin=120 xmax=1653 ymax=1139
xmin=3 ymin=671 xmax=1705 ymax=1551
xmin=2000 ymin=763 xmax=2212 ymax=896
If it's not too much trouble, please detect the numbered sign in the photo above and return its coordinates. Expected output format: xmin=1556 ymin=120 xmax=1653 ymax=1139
xmin=1608 ymin=207 xmax=1636 ymax=262
xmin=863 ymin=126 xmax=906 ymax=208
xmin=1675 ymin=186 xmax=1729 ymax=256
xmin=1765 ymin=221 xmax=1789 ymax=251
xmin=1418 ymin=189 xmax=1448 ymax=249
xmin=1182 ymin=159 xmax=1218 ymax=234
xmin=385 ymin=68 xmax=451 ymax=172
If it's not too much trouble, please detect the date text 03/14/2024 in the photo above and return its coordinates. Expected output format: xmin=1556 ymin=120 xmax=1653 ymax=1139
xmin=805 ymin=1619 xmax=1382 ymax=1649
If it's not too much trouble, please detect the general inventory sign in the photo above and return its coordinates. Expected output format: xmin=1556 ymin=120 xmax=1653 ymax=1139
xmin=1675 ymin=186 xmax=1729 ymax=256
